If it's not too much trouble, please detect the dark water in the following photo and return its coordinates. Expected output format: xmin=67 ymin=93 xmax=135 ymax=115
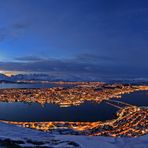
xmin=0 ymin=84 xmax=147 ymax=122
xmin=115 ymin=90 xmax=148 ymax=106
xmin=0 ymin=102 xmax=118 ymax=122
xmin=0 ymin=83 xmax=73 ymax=89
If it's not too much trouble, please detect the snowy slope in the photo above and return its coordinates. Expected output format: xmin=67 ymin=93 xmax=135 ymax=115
xmin=0 ymin=122 xmax=147 ymax=148
xmin=57 ymin=135 xmax=148 ymax=148
xmin=0 ymin=122 xmax=79 ymax=147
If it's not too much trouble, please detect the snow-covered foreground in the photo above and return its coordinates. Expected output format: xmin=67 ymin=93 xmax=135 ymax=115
xmin=57 ymin=135 xmax=148 ymax=148
xmin=0 ymin=122 xmax=79 ymax=147
xmin=0 ymin=122 xmax=147 ymax=148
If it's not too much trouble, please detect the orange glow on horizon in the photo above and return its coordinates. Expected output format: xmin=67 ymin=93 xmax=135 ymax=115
xmin=4 ymin=72 xmax=15 ymax=77
xmin=0 ymin=71 xmax=28 ymax=76
xmin=0 ymin=71 xmax=15 ymax=77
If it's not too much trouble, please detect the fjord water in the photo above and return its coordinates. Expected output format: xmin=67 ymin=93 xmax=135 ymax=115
xmin=0 ymin=83 xmax=147 ymax=122
xmin=117 ymin=90 xmax=148 ymax=106
xmin=0 ymin=83 xmax=74 ymax=89
xmin=0 ymin=101 xmax=118 ymax=122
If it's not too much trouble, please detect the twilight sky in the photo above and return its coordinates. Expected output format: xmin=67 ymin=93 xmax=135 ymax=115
xmin=0 ymin=0 xmax=148 ymax=78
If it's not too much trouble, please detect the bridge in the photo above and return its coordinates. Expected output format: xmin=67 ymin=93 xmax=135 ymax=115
xmin=104 ymin=99 xmax=134 ymax=109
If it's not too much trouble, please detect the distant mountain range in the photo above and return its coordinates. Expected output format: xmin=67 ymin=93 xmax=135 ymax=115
xmin=0 ymin=73 xmax=148 ymax=84
xmin=0 ymin=73 xmax=96 ymax=82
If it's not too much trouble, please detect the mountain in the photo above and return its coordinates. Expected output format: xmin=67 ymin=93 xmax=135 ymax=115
xmin=0 ymin=74 xmax=9 ymax=81
xmin=0 ymin=73 xmax=101 ymax=82
xmin=0 ymin=73 xmax=148 ymax=83
xmin=0 ymin=122 xmax=147 ymax=148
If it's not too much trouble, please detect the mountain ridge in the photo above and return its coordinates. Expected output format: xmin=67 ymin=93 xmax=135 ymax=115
xmin=0 ymin=73 xmax=148 ymax=83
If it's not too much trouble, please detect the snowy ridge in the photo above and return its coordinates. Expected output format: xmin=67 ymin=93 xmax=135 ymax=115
xmin=1 ymin=73 xmax=148 ymax=82
xmin=0 ymin=122 xmax=147 ymax=148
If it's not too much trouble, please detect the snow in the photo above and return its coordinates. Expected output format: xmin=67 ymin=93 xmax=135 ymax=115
xmin=57 ymin=135 xmax=148 ymax=148
xmin=0 ymin=122 xmax=147 ymax=148
xmin=0 ymin=122 xmax=78 ymax=147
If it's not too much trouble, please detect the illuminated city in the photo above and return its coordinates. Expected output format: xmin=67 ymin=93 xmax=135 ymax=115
xmin=0 ymin=82 xmax=148 ymax=107
xmin=0 ymin=82 xmax=147 ymax=138
xmin=0 ymin=0 xmax=148 ymax=147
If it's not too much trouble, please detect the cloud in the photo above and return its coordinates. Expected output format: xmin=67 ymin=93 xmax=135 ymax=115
xmin=0 ymin=21 xmax=30 ymax=42
xmin=12 ymin=22 xmax=30 ymax=30
xmin=0 ymin=54 xmax=147 ymax=78
xmin=0 ymin=55 xmax=111 ymax=74
xmin=0 ymin=28 xmax=8 ymax=42
xmin=15 ymin=56 xmax=45 ymax=62
xmin=75 ymin=53 xmax=119 ymax=64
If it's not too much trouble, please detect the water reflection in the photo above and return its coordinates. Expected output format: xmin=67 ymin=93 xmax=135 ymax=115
xmin=0 ymin=101 xmax=118 ymax=122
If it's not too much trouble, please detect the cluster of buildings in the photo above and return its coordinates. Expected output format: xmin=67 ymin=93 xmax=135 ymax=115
xmin=0 ymin=83 xmax=147 ymax=107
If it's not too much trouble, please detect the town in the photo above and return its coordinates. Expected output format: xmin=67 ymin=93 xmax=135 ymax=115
xmin=0 ymin=82 xmax=148 ymax=107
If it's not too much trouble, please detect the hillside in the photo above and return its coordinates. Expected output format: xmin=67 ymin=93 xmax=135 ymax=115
xmin=0 ymin=122 xmax=147 ymax=148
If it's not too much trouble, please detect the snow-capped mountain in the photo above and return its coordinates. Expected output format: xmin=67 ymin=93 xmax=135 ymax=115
xmin=0 ymin=73 xmax=148 ymax=83
xmin=0 ymin=73 xmax=101 ymax=82
xmin=0 ymin=74 xmax=10 ymax=81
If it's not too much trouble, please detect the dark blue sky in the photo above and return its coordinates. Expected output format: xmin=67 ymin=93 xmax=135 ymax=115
xmin=0 ymin=0 xmax=148 ymax=78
